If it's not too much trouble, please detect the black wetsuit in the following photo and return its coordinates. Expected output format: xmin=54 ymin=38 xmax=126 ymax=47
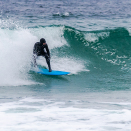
xmin=33 ymin=42 xmax=52 ymax=71
xmin=33 ymin=42 xmax=50 ymax=56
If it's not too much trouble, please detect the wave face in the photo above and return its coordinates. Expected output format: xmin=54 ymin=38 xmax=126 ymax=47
xmin=0 ymin=25 xmax=131 ymax=86
xmin=64 ymin=26 xmax=131 ymax=71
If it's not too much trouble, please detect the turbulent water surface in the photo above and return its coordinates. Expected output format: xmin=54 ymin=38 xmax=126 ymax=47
xmin=1 ymin=0 xmax=131 ymax=131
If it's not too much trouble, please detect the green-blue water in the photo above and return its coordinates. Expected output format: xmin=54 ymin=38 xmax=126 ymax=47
xmin=1 ymin=0 xmax=131 ymax=130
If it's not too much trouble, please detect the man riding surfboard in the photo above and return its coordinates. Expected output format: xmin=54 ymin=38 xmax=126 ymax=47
xmin=33 ymin=38 xmax=52 ymax=72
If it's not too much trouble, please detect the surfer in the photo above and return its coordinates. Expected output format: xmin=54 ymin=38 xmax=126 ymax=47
xmin=33 ymin=38 xmax=52 ymax=72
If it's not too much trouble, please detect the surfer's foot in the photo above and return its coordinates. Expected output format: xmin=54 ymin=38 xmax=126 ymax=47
xmin=49 ymin=69 xmax=52 ymax=72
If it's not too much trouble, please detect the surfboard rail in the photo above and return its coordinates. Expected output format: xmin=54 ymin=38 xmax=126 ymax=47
xmin=35 ymin=68 xmax=70 ymax=75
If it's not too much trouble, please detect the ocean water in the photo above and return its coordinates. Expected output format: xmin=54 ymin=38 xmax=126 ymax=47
xmin=1 ymin=0 xmax=131 ymax=130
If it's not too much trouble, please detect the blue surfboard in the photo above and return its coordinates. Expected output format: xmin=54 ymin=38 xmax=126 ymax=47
xmin=35 ymin=68 xmax=70 ymax=75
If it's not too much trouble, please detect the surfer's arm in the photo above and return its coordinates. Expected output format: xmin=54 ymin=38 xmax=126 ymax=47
xmin=45 ymin=44 xmax=50 ymax=58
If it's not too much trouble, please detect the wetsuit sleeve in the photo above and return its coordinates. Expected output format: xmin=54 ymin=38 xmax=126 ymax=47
xmin=45 ymin=44 xmax=50 ymax=57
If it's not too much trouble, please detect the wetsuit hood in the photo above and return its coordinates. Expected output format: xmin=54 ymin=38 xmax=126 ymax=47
xmin=40 ymin=38 xmax=46 ymax=45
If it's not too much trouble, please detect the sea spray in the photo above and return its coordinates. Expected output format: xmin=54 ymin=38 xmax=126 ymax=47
xmin=0 ymin=28 xmax=37 ymax=86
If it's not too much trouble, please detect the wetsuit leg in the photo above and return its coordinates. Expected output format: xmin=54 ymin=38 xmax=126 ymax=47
xmin=44 ymin=54 xmax=52 ymax=72
xmin=33 ymin=54 xmax=38 ymax=67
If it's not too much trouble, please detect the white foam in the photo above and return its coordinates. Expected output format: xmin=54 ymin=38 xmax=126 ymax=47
xmin=63 ymin=12 xmax=70 ymax=16
xmin=53 ymin=12 xmax=70 ymax=17
xmin=0 ymin=19 xmax=22 ymax=29
xmin=0 ymin=98 xmax=131 ymax=131
xmin=84 ymin=32 xmax=110 ymax=45
xmin=37 ymin=56 xmax=89 ymax=74
xmin=0 ymin=28 xmax=37 ymax=86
